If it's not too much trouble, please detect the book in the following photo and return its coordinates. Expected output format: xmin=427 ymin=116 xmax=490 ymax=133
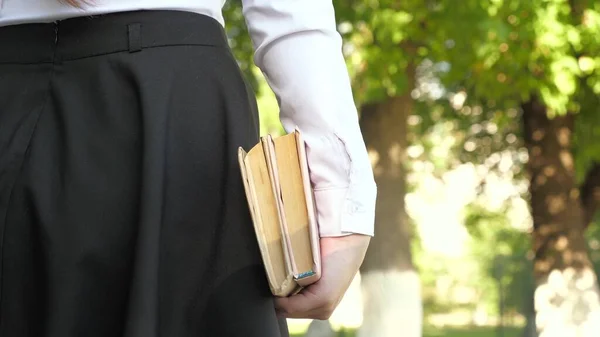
xmin=238 ymin=128 xmax=321 ymax=297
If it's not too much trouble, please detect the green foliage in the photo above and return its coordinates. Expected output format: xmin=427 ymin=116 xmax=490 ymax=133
xmin=222 ymin=0 xmax=285 ymax=136
xmin=333 ymin=0 xmax=434 ymax=103
xmin=573 ymin=82 xmax=600 ymax=183
xmin=577 ymin=3 xmax=600 ymax=93
xmin=222 ymin=0 xmax=260 ymax=93
xmin=585 ymin=215 xmax=600 ymax=278
xmin=395 ymin=0 xmax=600 ymax=134
xmin=433 ymin=0 xmax=575 ymax=114
xmin=222 ymin=0 xmax=600 ymax=167
xmin=464 ymin=203 xmax=534 ymax=317
xmin=409 ymin=0 xmax=600 ymax=235
xmin=330 ymin=0 xmax=600 ymax=189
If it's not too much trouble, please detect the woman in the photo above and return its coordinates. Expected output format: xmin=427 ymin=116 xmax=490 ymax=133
xmin=0 ymin=1 xmax=376 ymax=336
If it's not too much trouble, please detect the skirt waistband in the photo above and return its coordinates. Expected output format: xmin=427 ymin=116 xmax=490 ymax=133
xmin=0 ymin=10 xmax=229 ymax=64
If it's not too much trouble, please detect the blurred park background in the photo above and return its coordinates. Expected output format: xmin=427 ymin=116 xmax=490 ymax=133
xmin=224 ymin=1 xmax=600 ymax=336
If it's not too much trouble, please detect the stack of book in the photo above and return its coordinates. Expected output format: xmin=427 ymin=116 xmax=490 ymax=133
xmin=238 ymin=128 xmax=321 ymax=297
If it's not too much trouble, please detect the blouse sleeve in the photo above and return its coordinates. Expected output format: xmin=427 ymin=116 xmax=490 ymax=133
xmin=241 ymin=0 xmax=377 ymax=237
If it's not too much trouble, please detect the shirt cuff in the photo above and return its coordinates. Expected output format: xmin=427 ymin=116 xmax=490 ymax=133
xmin=314 ymin=183 xmax=377 ymax=237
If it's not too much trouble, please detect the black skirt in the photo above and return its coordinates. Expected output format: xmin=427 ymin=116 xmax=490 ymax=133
xmin=0 ymin=10 xmax=288 ymax=337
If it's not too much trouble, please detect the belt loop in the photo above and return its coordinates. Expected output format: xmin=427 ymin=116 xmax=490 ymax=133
xmin=128 ymin=23 xmax=142 ymax=53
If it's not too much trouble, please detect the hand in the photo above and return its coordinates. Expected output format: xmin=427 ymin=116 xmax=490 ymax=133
xmin=274 ymin=234 xmax=370 ymax=320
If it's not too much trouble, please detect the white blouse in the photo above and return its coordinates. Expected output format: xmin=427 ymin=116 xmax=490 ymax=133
xmin=0 ymin=0 xmax=377 ymax=238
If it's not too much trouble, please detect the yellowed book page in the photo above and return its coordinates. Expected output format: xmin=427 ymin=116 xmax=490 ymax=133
xmin=243 ymin=144 xmax=292 ymax=294
xmin=294 ymin=129 xmax=321 ymax=284
xmin=263 ymin=135 xmax=296 ymax=277
xmin=272 ymin=133 xmax=315 ymax=278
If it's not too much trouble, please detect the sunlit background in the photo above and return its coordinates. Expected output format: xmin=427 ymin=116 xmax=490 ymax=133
xmin=224 ymin=1 xmax=600 ymax=336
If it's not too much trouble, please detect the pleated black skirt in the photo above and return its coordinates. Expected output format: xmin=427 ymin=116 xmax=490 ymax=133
xmin=0 ymin=10 xmax=288 ymax=337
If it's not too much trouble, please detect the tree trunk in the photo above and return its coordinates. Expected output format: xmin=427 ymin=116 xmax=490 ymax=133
xmin=522 ymin=98 xmax=600 ymax=337
xmin=521 ymin=285 xmax=538 ymax=337
xmin=580 ymin=162 xmax=600 ymax=227
xmin=356 ymin=66 xmax=422 ymax=337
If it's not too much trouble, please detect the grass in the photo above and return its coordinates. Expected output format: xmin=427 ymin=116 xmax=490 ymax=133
xmin=290 ymin=325 xmax=522 ymax=337
xmin=423 ymin=326 xmax=521 ymax=337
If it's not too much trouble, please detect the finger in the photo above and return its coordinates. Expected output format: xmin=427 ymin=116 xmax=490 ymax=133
xmin=277 ymin=298 xmax=337 ymax=320
xmin=274 ymin=290 xmax=316 ymax=314
xmin=274 ymin=287 xmax=322 ymax=316
xmin=275 ymin=287 xmax=338 ymax=319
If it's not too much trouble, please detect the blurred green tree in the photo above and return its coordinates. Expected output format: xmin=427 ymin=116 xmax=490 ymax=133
xmin=222 ymin=0 xmax=257 ymax=90
xmin=331 ymin=1 xmax=436 ymax=335
xmin=222 ymin=0 xmax=285 ymax=136
xmin=429 ymin=1 xmax=600 ymax=336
